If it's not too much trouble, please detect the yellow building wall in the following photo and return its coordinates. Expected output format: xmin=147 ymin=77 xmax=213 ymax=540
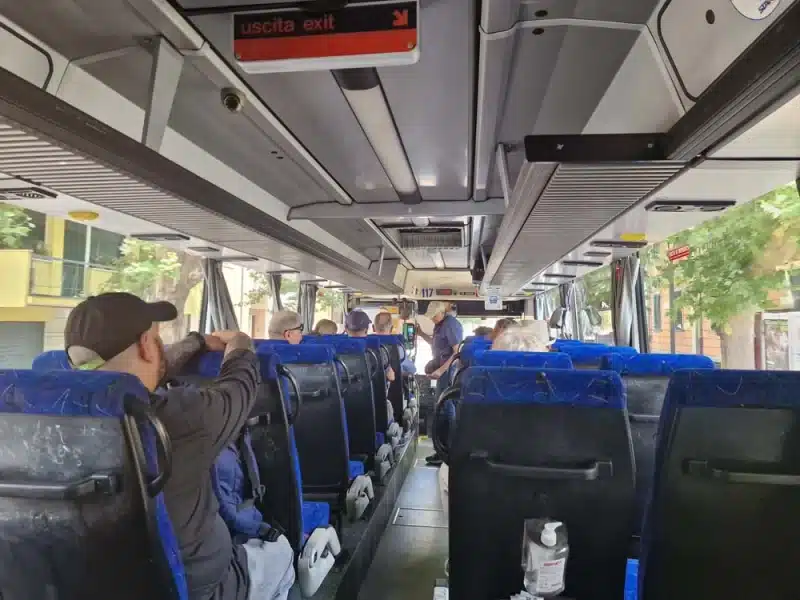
xmin=0 ymin=306 xmax=58 ymax=323
xmin=0 ymin=250 xmax=32 ymax=307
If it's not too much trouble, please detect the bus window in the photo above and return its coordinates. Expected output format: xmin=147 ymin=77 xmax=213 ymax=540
xmin=641 ymin=181 xmax=800 ymax=369
xmin=573 ymin=267 xmax=613 ymax=344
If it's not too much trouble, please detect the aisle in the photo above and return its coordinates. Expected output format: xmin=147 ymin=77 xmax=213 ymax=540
xmin=357 ymin=439 xmax=449 ymax=600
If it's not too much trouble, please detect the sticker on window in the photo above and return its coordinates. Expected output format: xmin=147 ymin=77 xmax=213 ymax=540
xmin=730 ymin=0 xmax=780 ymax=20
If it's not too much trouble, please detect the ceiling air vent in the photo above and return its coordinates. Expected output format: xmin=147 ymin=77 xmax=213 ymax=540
xmin=592 ymin=239 xmax=648 ymax=249
xmin=529 ymin=281 xmax=559 ymax=287
xmin=133 ymin=233 xmax=190 ymax=242
xmin=562 ymin=260 xmax=604 ymax=267
xmin=398 ymin=225 xmax=467 ymax=250
xmin=645 ymin=199 xmax=736 ymax=213
xmin=0 ymin=186 xmax=57 ymax=201
xmin=584 ymin=251 xmax=611 ymax=258
xmin=543 ymin=273 xmax=575 ymax=280
xmin=187 ymin=246 xmax=220 ymax=253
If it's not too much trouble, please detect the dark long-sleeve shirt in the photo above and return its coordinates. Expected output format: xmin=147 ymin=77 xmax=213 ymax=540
xmin=153 ymin=334 xmax=261 ymax=600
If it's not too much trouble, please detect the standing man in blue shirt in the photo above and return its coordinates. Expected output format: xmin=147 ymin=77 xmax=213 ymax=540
xmin=417 ymin=301 xmax=463 ymax=466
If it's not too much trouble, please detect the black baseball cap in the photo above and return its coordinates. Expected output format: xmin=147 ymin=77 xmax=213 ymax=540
xmin=65 ymin=292 xmax=177 ymax=369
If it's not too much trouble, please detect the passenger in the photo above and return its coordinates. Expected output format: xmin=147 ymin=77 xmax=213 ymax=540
xmin=489 ymin=317 xmax=518 ymax=342
xmin=417 ymin=301 xmax=463 ymax=466
xmin=492 ymin=324 xmax=549 ymax=352
xmin=63 ymin=292 xmax=295 ymax=600
xmin=313 ymin=319 xmax=339 ymax=335
xmin=268 ymin=310 xmax=303 ymax=344
xmin=347 ymin=310 xmax=395 ymax=426
xmin=374 ymin=311 xmax=416 ymax=375
xmin=473 ymin=326 xmax=493 ymax=338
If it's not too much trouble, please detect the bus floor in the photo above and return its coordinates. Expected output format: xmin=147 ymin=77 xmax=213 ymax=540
xmin=357 ymin=438 xmax=449 ymax=600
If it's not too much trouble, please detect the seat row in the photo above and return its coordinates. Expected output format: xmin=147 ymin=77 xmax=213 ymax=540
xmin=0 ymin=334 xmax=415 ymax=599
xmin=445 ymin=357 xmax=799 ymax=600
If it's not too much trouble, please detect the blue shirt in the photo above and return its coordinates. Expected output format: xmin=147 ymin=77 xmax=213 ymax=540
xmin=398 ymin=345 xmax=417 ymax=375
xmin=432 ymin=315 xmax=464 ymax=366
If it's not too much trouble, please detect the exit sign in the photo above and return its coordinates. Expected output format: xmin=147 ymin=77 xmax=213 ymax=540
xmin=233 ymin=1 xmax=419 ymax=73
xmin=667 ymin=245 xmax=691 ymax=262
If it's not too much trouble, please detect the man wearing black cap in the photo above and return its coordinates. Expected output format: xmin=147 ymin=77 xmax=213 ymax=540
xmin=65 ymin=292 xmax=295 ymax=600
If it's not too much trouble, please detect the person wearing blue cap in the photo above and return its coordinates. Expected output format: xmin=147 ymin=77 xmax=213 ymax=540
xmin=346 ymin=310 xmax=396 ymax=425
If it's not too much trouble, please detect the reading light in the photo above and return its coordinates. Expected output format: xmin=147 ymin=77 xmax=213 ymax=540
xmin=335 ymin=69 xmax=420 ymax=204
xmin=68 ymin=211 xmax=99 ymax=222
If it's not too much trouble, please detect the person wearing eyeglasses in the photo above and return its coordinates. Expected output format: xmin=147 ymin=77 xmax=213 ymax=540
xmin=268 ymin=310 xmax=304 ymax=344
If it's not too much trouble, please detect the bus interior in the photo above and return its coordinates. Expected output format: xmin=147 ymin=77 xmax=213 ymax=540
xmin=0 ymin=1 xmax=799 ymax=599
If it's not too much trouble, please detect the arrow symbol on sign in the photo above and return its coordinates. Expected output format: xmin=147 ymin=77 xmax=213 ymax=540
xmin=393 ymin=9 xmax=409 ymax=27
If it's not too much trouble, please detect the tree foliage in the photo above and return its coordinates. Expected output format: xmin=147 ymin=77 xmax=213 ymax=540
xmin=247 ymin=273 xmax=343 ymax=318
xmin=642 ymin=183 xmax=800 ymax=334
xmin=0 ymin=203 xmax=35 ymax=249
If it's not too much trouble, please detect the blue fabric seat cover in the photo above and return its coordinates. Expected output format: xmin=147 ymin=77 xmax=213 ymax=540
xmin=472 ymin=350 xmax=573 ymax=370
xmin=460 ymin=366 xmax=624 ymax=408
xmin=0 ymin=369 xmax=188 ymax=600
xmin=31 ymin=350 xmax=71 ymax=371
xmin=600 ymin=353 xmax=714 ymax=375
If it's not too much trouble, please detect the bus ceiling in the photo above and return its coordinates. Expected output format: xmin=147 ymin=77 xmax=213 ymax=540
xmin=0 ymin=0 xmax=797 ymax=296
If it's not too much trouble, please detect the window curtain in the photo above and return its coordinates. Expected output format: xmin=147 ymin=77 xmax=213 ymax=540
xmin=268 ymin=273 xmax=283 ymax=312
xmin=298 ymin=282 xmax=318 ymax=332
xmin=203 ymin=259 xmax=239 ymax=331
xmin=558 ymin=282 xmax=578 ymax=339
xmin=611 ymin=255 xmax=642 ymax=349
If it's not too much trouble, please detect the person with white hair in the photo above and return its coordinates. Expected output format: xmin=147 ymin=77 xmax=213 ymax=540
xmin=268 ymin=310 xmax=304 ymax=344
xmin=491 ymin=324 xmax=549 ymax=352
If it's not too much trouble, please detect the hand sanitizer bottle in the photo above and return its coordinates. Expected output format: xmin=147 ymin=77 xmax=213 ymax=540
xmin=522 ymin=520 xmax=568 ymax=597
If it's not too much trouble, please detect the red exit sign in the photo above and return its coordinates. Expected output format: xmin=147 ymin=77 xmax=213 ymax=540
xmin=233 ymin=1 xmax=418 ymax=64
xmin=667 ymin=245 xmax=691 ymax=262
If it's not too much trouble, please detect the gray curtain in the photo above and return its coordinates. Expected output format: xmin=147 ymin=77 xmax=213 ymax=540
xmin=558 ymin=282 xmax=578 ymax=338
xmin=268 ymin=273 xmax=283 ymax=312
xmin=612 ymin=255 xmax=642 ymax=349
xmin=298 ymin=282 xmax=318 ymax=332
xmin=203 ymin=259 xmax=239 ymax=331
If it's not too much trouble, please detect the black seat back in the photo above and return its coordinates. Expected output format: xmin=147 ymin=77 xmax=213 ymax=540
xmin=640 ymin=370 xmax=800 ymax=600
xmin=370 ymin=335 xmax=405 ymax=423
xmin=305 ymin=337 xmax=377 ymax=459
xmin=0 ymin=369 xmax=186 ymax=600
xmin=600 ymin=353 xmax=715 ymax=535
xmin=449 ymin=366 xmax=634 ymax=600
xmin=262 ymin=345 xmax=349 ymax=499
xmin=365 ymin=337 xmax=389 ymax=436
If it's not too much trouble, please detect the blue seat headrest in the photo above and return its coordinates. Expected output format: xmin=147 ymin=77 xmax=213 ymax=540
xmin=459 ymin=340 xmax=492 ymax=363
xmin=182 ymin=351 xmax=283 ymax=381
xmin=364 ymin=337 xmax=382 ymax=351
xmin=601 ymin=353 xmax=715 ymax=375
xmin=664 ymin=370 xmax=800 ymax=410
xmin=253 ymin=339 xmax=288 ymax=347
xmin=472 ymin=350 xmax=573 ymax=370
xmin=461 ymin=366 xmax=624 ymax=408
xmin=369 ymin=334 xmax=404 ymax=346
xmin=304 ymin=336 xmax=368 ymax=354
xmin=32 ymin=350 xmax=71 ymax=371
xmin=258 ymin=344 xmax=334 ymax=365
xmin=182 ymin=352 xmax=224 ymax=378
xmin=561 ymin=345 xmax=637 ymax=364
xmin=0 ymin=369 xmax=149 ymax=416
